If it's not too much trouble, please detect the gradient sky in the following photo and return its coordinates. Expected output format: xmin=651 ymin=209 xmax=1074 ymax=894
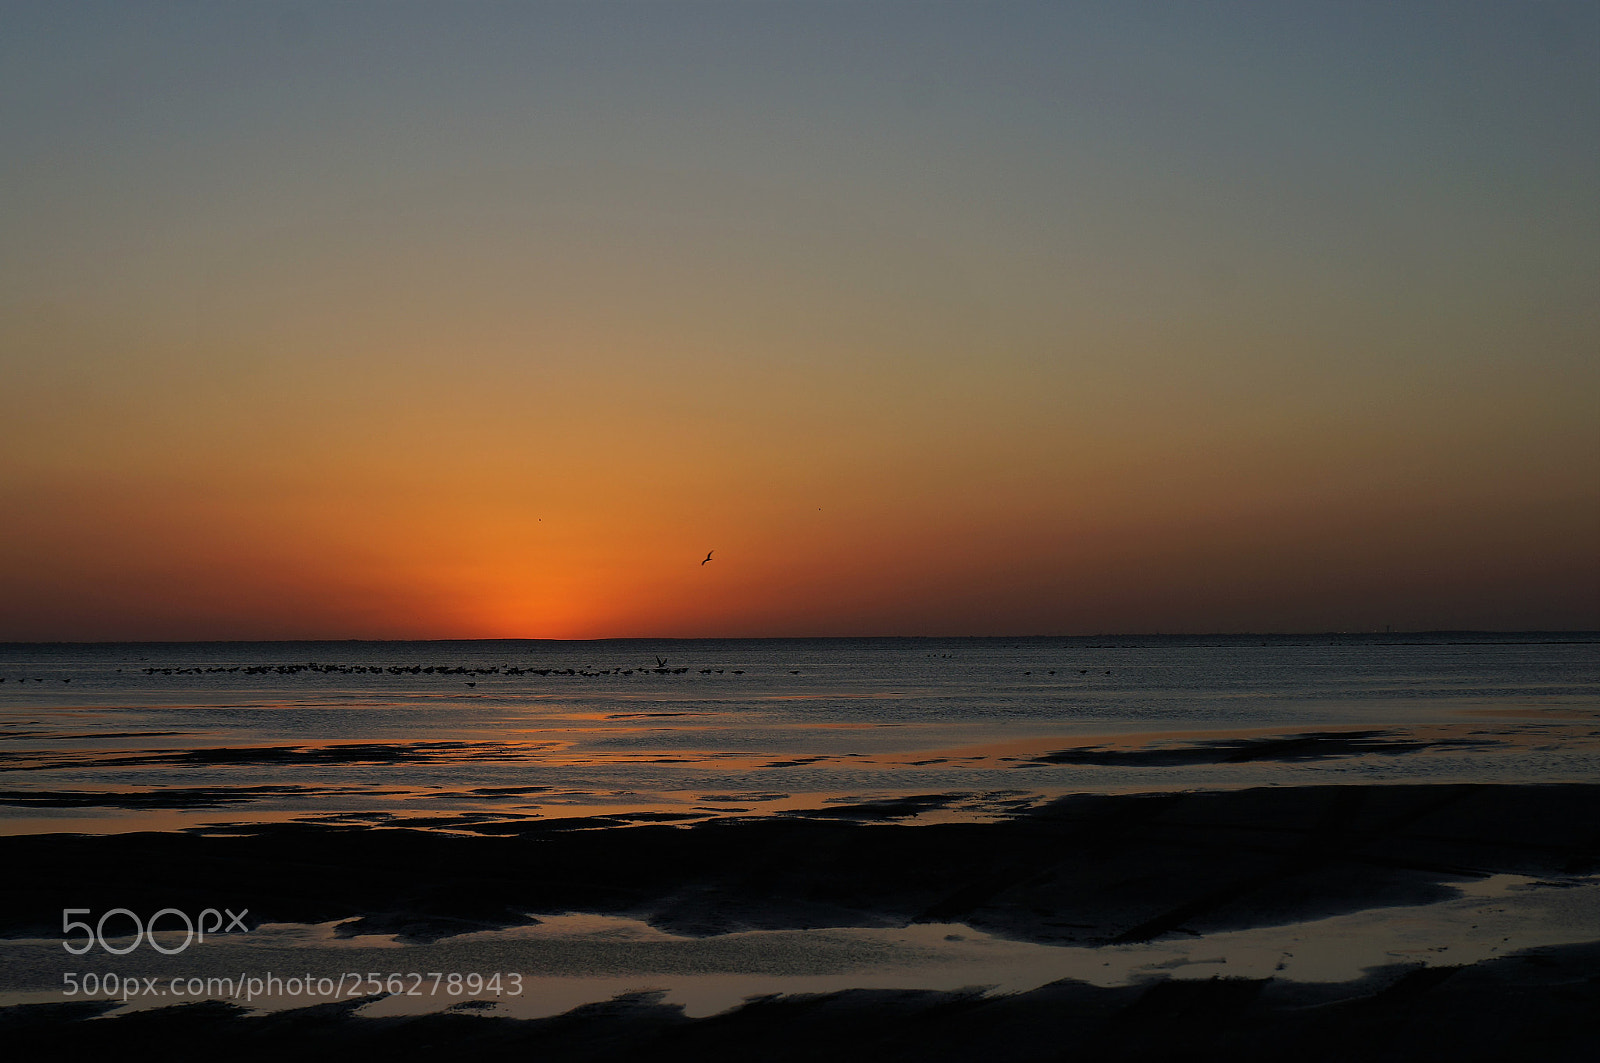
xmin=3 ymin=1 xmax=1596 ymax=639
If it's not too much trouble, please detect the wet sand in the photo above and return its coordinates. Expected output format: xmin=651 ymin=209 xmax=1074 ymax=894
xmin=4 ymin=942 xmax=1598 ymax=1063
xmin=3 ymin=782 xmax=1598 ymax=1059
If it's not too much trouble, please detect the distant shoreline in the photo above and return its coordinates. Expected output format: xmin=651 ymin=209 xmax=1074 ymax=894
xmin=4 ymin=630 xmax=1598 ymax=648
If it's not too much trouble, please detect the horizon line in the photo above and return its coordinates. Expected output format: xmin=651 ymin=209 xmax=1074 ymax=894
xmin=4 ymin=629 xmax=1598 ymax=647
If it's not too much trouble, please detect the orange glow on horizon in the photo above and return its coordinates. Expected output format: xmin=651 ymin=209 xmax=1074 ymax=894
xmin=3 ymin=6 xmax=1596 ymax=639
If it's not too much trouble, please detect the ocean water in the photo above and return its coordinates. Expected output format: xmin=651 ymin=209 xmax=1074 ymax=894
xmin=4 ymin=634 xmax=1599 ymax=1022
xmin=3 ymin=634 xmax=1596 ymax=835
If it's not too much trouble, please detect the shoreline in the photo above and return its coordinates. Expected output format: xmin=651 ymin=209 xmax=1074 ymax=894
xmin=4 ymin=782 xmax=1598 ymax=1058
xmin=5 ymin=782 xmax=1597 ymax=943
xmin=5 ymin=939 xmax=1599 ymax=1062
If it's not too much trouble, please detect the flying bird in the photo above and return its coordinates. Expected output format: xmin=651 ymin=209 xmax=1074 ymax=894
xmin=702 ymin=550 xmax=714 ymax=565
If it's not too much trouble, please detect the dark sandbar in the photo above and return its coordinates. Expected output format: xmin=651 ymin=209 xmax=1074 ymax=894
xmin=1027 ymin=729 xmax=1492 ymax=766
xmin=4 ymin=782 xmax=1597 ymax=1059
xmin=4 ymin=783 xmax=1595 ymax=944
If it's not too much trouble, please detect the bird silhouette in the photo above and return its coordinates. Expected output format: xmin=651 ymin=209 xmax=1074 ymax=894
xmin=702 ymin=550 xmax=714 ymax=565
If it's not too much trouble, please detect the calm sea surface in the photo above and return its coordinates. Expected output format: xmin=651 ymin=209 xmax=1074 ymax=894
xmin=2 ymin=634 xmax=1597 ymax=834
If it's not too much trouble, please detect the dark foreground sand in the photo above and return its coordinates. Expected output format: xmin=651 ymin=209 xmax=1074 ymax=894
xmin=4 ymin=941 xmax=1597 ymax=1063
xmin=4 ymin=783 xmax=1598 ymax=1060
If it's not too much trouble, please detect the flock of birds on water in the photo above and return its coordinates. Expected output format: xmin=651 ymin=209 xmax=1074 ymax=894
xmin=2 ymin=657 xmax=1112 ymax=684
xmin=0 ymin=660 xmax=739 ymax=682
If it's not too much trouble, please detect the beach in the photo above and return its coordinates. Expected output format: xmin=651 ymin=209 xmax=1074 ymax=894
xmin=3 ymin=636 xmax=1598 ymax=1058
xmin=8 ymin=2 xmax=1597 ymax=1055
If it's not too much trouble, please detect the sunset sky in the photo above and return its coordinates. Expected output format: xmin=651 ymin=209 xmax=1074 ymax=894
xmin=3 ymin=2 xmax=1596 ymax=640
